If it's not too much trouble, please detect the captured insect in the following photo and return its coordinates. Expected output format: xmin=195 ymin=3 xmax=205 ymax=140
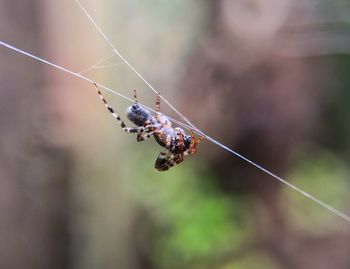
xmin=93 ymin=83 xmax=204 ymax=171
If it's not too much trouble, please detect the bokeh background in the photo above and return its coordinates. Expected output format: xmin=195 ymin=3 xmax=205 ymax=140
xmin=1 ymin=0 xmax=350 ymax=268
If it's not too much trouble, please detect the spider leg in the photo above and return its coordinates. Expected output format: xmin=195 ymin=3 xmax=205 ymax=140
xmin=177 ymin=128 xmax=185 ymax=153
xmin=156 ymin=93 xmax=161 ymax=112
xmin=155 ymin=149 xmax=184 ymax=171
xmin=135 ymin=122 xmax=163 ymax=142
xmin=93 ymin=82 xmax=144 ymax=133
xmin=136 ymin=129 xmax=158 ymax=142
xmin=186 ymin=130 xmax=205 ymax=154
xmin=133 ymin=89 xmax=138 ymax=103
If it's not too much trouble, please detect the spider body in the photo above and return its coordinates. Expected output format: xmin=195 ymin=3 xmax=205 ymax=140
xmin=93 ymin=83 xmax=203 ymax=171
xmin=126 ymin=103 xmax=154 ymax=127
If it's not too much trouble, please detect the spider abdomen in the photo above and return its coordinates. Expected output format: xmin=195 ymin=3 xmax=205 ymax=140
xmin=126 ymin=104 xmax=153 ymax=126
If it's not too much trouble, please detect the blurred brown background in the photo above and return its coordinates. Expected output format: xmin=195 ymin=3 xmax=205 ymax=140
xmin=0 ymin=0 xmax=350 ymax=269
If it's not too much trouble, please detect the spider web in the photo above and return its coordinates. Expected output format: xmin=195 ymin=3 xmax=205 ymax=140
xmin=0 ymin=0 xmax=350 ymax=223
xmin=78 ymin=52 xmax=124 ymax=75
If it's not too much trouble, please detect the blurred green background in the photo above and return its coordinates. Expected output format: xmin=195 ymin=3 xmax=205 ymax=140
xmin=0 ymin=0 xmax=350 ymax=269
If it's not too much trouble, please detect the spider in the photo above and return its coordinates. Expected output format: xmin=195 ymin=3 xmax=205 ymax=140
xmin=93 ymin=83 xmax=204 ymax=171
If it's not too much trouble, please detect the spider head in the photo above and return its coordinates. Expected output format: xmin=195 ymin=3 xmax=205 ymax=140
xmin=126 ymin=104 xmax=153 ymax=126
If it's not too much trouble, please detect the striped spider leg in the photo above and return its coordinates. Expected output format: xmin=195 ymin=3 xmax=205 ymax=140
xmin=93 ymin=83 xmax=157 ymax=139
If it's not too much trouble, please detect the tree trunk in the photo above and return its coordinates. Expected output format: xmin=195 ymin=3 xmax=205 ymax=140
xmin=0 ymin=1 xmax=70 ymax=268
